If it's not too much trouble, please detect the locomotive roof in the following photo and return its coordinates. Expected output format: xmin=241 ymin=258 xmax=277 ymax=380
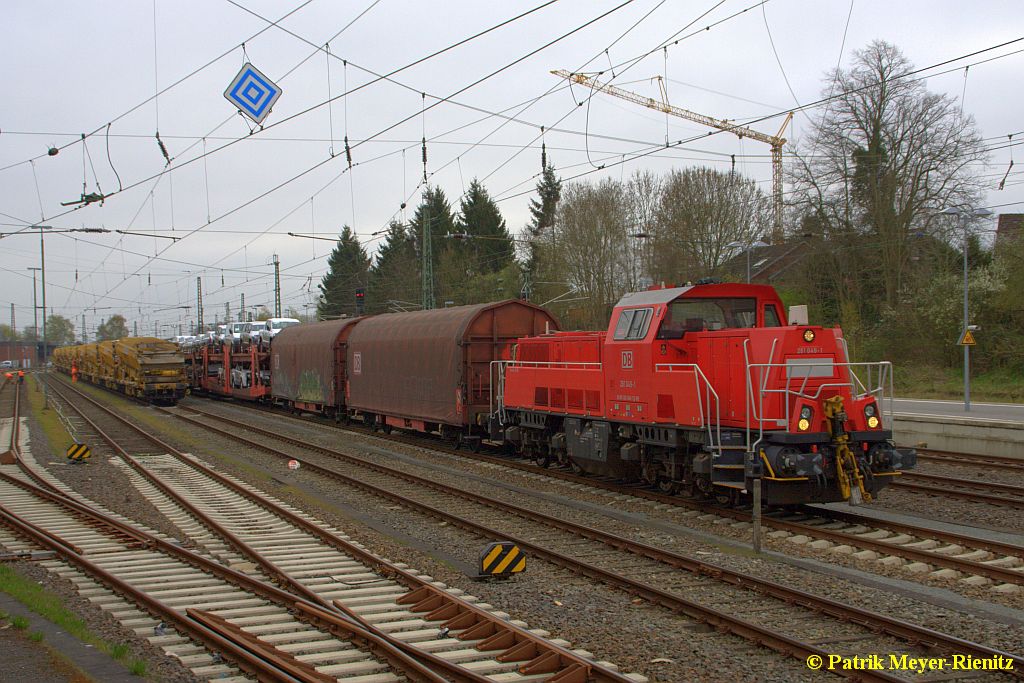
xmin=615 ymin=283 xmax=780 ymax=308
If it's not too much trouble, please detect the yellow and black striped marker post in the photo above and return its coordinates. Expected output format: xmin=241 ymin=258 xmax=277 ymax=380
xmin=66 ymin=442 xmax=91 ymax=463
xmin=479 ymin=541 xmax=525 ymax=578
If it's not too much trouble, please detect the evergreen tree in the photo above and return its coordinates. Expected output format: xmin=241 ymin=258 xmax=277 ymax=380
xmin=317 ymin=226 xmax=370 ymax=319
xmin=409 ymin=187 xmax=456 ymax=308
xmin=522 ymin=163 xmax=561 ymax=298
xmin=456 ymin=179 xmax=512 ymax=274
xmin=367 ymin=221 xmax=420 ymax=313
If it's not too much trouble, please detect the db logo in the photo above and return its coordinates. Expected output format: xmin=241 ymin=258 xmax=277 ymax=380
xmin=621 ymin=350 xmax=634 ymax=369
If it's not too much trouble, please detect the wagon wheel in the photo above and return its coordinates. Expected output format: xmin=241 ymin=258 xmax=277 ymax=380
xmin=714 ymin=488 xmax=739 ymax=507
xmin=381 ymin=424 xmax=392 ymax=435
xmin=569 ymin=459 xmax=583 ymax=475
xmin=657 ymin=477 xmax=678 ymax=495
xmin=533 ymin=451 xmax=551 ymax=468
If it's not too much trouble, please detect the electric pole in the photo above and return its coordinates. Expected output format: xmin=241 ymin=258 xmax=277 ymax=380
xmin=420 ymin=136 xmax=434 ymax=310
xmin=40 ymin=226 xmax=48 ymax=407
xmin=82 ymin=313 xmax=86 ymax=342
xmin=196 ymin=277 xmax=204 ymax=335
xmin=240 ymin=293 xmax=245 ymax=322
xmin=273 ymin=254 xmax=281 ymax=317
xmin=27 ymin=268 xmax=39 ymax=344
xmin=9 ymin=303 xmax=13 ymax=337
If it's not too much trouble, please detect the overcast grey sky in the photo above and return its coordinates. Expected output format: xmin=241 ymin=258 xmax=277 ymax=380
xmin=1 ymin=1 xmax=1020 ymax=336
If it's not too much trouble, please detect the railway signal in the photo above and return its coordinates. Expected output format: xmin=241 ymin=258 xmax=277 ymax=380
xmin=355 ymin=288 xmax=365 ymax=315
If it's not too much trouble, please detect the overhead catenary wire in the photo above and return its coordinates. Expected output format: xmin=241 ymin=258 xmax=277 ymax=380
xmin=494 ymin=36 xmax=1024 ymax=202
xmin=72 ymin=1 xmax=639 ymax=312
xmin=9 ymin=10 xmax=1024 ymax=321
xmin=14 ymin=0 xmax=579 ymax=264
xmin=0 ymin=1 xmax=318 ymax=176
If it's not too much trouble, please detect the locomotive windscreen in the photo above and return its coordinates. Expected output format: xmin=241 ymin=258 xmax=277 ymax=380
xmin=656 ymin=297 xmax=757 ymax=338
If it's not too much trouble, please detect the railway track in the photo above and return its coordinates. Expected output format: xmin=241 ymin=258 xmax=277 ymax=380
xmin=917 ymin=449 xmax=1024 ymax=473
xmin=894 ymin=472 xmax=1024 ymax=511
xmin=45 ymin=376 xmax=642 ymax=683
xmin=1 ymin=384 xmax=429 ymax=682
xmin=137 ymin=398 xmax=1024 ymax=681
xmin=194 ymin=399 xmax=1024 ymax=592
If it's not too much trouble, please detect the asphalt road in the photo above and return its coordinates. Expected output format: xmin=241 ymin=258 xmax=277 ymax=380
xmin=892 ymin=398 xmax=1024 ymax=424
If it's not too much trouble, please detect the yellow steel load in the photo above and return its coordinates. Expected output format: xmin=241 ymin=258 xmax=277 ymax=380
xmin=52 ymin=337 xmax=186 ymax=405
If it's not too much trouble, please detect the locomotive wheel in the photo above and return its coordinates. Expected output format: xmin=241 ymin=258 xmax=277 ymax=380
xmin=569 ymin=460 xmax=583 ymax=475
xmin=533 ymin=451 xmax=551 ymax=468
xmin=714 ymin=489 xmax=739 ymax=507
xmin=657 ymin=477 xmax=678 ymax=494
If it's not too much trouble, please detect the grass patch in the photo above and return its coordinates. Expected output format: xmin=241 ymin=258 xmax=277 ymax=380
xmin=25 ymin=376 xmax=77 ymax=457
xmin=894 ymin=364 xmax=1024 ymax=402
xmin=12 ymin=614 xmax=29 ymax=629
xmin=128 ymin=659 xmax=148 ymax=676
xmin=28 ymin=630 xmax=44 ymax=642
xmin=111 ymin=643 xmax=130 ymax=660
xmin=0 ymin=564 xmax=118 ymax=658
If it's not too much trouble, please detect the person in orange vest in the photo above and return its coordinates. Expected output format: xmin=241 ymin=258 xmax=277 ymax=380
xmin=71 ymin=362 xmax=80 ymax=383
xmin=17 ymin=370 xmax=24 ymax=384
xmin=3 ymin=372 xmax=12 ymax=382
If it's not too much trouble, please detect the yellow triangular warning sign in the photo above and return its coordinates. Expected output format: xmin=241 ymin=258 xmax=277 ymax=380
xmin=958 ymin=329 xmax=976 ymax=346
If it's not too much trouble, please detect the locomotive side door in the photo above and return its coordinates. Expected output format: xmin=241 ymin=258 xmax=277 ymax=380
xmin=605 ymin=306 xmax=655 ymax=421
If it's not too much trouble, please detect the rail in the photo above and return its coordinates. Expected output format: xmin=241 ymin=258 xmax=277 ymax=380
xmin=176 ymin=400 xmax=1024 ymax=679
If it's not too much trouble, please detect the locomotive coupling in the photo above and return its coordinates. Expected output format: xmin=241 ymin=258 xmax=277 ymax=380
xmin=824 ymin=396 xmax=873 ymax=505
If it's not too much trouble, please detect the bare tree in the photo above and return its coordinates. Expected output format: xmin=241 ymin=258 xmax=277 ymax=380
xmin=537 ymin=178 xmax=631 ymax=328
xmin=789 ymin=40 xmax=986 ymax=309
xmin=625 ymin=169 xmax=662 ymax=289
xmin=650 ymin=167 xmax=771 ymax=284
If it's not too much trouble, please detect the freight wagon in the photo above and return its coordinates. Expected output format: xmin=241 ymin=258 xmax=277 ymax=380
xmin=53 ymin=337 xmax=187 ymax=404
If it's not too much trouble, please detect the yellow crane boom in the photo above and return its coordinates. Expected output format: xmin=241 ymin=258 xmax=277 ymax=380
xmin=553 ymin=70 xmax=792 ymax=242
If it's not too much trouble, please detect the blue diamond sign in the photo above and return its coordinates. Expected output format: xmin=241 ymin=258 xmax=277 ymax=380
xmin=224 ymin=62 xmax=282 ymax=125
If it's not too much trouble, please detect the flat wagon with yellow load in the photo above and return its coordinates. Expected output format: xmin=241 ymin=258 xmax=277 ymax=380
xmin=52 ymin=337 xmax=186 ymax=405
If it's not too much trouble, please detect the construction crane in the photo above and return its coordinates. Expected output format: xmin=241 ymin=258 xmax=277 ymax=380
xmin=553 ymin=70 xmax=793 ymax=243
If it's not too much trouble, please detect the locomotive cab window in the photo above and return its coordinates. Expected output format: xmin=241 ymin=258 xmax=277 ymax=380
xmin=613 ymin=307 xmax=653 ymax=340
xmin=763 ymin=304 xmax=781 ymax=327
xmin=656 ymin=297 xmax=757 ymax=338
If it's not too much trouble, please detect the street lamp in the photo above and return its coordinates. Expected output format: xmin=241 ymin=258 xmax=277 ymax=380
xmin=939 ymin=206 xmax=992 ymax=412
xmin=726 ymin=240 xmax=769 ymax=283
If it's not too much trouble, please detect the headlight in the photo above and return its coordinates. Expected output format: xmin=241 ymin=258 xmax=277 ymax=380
xmin=800 ymin=406 xmax=813 ymax=420
xmin=867 ymin=416 xmax=880 ymax=428
xmin=802 ymin=329 xmax=815 ymax=343
xmin=864 ymin=403 xmax=876 ymax=417
xmin=797 ymin=418 xmax=810 ymax=431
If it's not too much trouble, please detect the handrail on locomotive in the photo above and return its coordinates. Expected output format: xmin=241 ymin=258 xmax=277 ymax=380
xmin=743 ymin=336 xmax=895 ymax=453
xmin=490 ymin=359 xmax=722 ymax=453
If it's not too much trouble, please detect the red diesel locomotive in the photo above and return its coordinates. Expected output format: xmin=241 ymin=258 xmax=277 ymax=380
xmin=493 ymin=283 xmax=915 ymax=506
